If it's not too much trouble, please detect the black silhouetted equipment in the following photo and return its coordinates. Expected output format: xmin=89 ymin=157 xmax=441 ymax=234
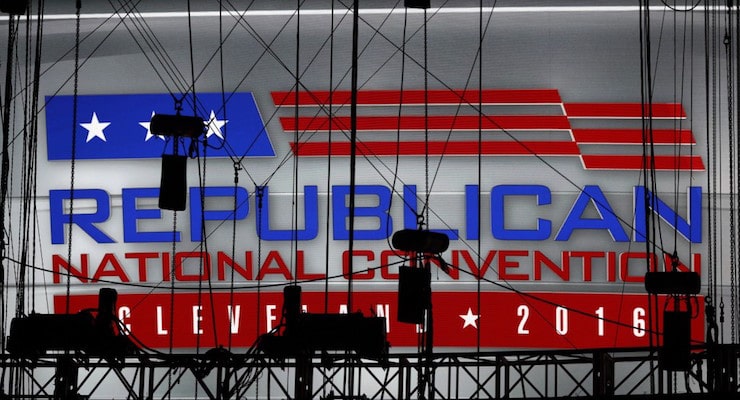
xmin=258 ymin=286 xmax=388 ymax=400
xmin=150 ymin=112 xmax=205 ymax=211
xmin=6 ymin=288 xmax=137 ymax=359
xmin=644 ymin=269 xmax=700 ymax=371
xmin=150 ymin=113 xmax=205 ymax=138
xmin=644 ymin=271 xmax=701 ymax=295
xmin=405 ymin=0 xmax=430 ymax=9
xmin=392 ymin=228 xmax=450 ymax=399
xmin=392 ymin=229 xmax=449 ymax=254
xmin=258 ymin=286 xmax=388 ymax=359
xmin=392 ymin=229 xmax=449 ymax=325
xmin=397 ymin=266 xmax=430 ymax=324
xmin=159 ymin=154 xmax=188 ymax=210
xmin=0 ymin=0 xmax=27 ymax=14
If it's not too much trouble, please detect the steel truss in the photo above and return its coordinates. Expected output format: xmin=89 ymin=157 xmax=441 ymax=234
xmin=0 ymin=345 xmax=738 ymax=399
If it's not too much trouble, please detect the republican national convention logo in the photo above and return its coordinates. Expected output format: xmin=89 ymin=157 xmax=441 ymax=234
xmin=46 ymin=89 xmax=705 ymax=171
xmin=45 ymin=93 xmax=274 ymax=160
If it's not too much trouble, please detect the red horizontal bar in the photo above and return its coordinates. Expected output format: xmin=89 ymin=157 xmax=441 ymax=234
xmin=582 ymin=155 xmax=705 ymax=170
xmin=272 ymin=89 xmax=563 ymax=106
xmin=280 ymin=115 xmax=571 ymax=131
xmin=59 ymin=291 xmax=703 ymax=349
xmin=572 ymin=129 xmax=696 ymax=144
xmin=292 ymin=141 xmax=581 ymax=156
xmin=564 ymin=103 xmax=686 ymax=119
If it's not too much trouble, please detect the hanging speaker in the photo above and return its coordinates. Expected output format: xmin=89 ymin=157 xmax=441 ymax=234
xmin=659 ymin=310 xmax=691 ymax=371
xmin=397 ymin=266 xmax=430 ymax=324
xmin=158 ymin=154 xmax=187 ymax=211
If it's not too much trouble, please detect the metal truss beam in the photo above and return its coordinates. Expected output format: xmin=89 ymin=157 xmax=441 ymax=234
xmin=0 ymin=345 xmax=737 ymax=399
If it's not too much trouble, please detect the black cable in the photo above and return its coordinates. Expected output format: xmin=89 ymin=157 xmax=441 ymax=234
xmin=0 ymin=3 xmax=20 ymax=359
xmin=347 ymin=0 xmax=359 ymax=313
xmin=724 ymin=1 xmax=737 ymax=343
xmin=292 ymin=0 xmax=301 ymax=286
xmin=324 ymin=0 xmax=337 ymax=313
xmin=64 ymin=0 xmax=83 ymax=317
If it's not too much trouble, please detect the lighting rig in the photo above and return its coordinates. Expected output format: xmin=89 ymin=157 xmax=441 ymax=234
xmin=257 ymin=286 xmax=388 ymax=400
xmin=7 ymin=289 xmax=137 ymax=399
xmin=644 ymin=259 xmax=701 ymax=371
xmin=392 ymin=228 xmax=450 ymax=400
xmin=149 ymin=111 xmax=205 ymax=211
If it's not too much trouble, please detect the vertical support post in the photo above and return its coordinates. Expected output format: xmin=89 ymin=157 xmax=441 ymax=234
xmin=593 ymin=351 xmax=614 ymax=398
xmin=54 ymin=356 xmax=79 ymax=400
xmin=713 ymin=345 xmax=738 ymax=394
xmin=295 ymin=355 xmax=313 ymax=400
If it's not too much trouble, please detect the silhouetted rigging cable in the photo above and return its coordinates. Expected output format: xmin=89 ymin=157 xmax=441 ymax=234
xmin=324 ymin=0 xmax=337 ymax=313
xmin=735 ymin=0 xmax=740 ymax=344
xmin=0 ymin=254 xmax=667 ymax=336
xmin=14 ymin=0 xmax=704 ymax=356
xmin=327 ymin=4 xmax=684 ymax=260
xmin=0 ymin=2 xmax=21 ymax=360
xmin=63 ymin=0 xmax=83 ymax=318
xmin=475 ymin=0 xmax=492 ymax=386
xmin=639 ymin=0 xmax=660 ymax=392
xmin=229 ymin=6 xmax=691 ymax=342
xmin=16 ymin=0 xmax=44 ymax=320
xmin=723 ymin=0 xmax=737 ymax=343
xmin=291 ymin=0 xmax=302 ymax=287
xmin=3 ymin=0 xmax=145 ymax=139
xmin=384 ymin=9 xmax=409 ymax=263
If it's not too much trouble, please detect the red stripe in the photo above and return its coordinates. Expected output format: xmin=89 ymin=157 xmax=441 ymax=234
xmin=582 ymin=155 xmax=705 ymax=170
xmin=281 ymin=115 xmax=571 ymax=131
xmin=564 ymin=103 xmax=686 ymax=119
xmin=572 ymin=129 xmax=696 ymax=144
xmin=57 ymin=291 xmax=704 ymax=349
xmin=272 ymin=89 xmax=563 ymax=106
xmin=292 ymin=141 xmax=581 ymax=156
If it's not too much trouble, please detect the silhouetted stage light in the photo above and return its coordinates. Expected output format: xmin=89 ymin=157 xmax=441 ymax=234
xmin=158 ymin=154 xmax=187 ymax=211
xmin=150 ymin=113 xmax=205 ymax=138
xmin=7 ymin=288 xmax=136 ymax=359
xmin=257 ymin=285 xmax=388 ymax=360
xmin=391 ymin=229 xmax=449 ymax=254
xmin=644 ymin=271 xmax=701 ymax=295
xmin=0 ymin=0 xmax=27 ymax=15
xmin=405 ymin=0 xmax=430 ymax=9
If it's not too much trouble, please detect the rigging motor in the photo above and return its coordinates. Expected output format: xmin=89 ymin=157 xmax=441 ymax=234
xmin=151 ymin=112 xmax=205 ymax=211
xmin=0 ymin=0 xmax=27 ymax=15
xmin=645 ymin=269 xmax=701 ymax=371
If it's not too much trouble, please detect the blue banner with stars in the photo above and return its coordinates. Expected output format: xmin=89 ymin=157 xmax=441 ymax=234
xmin=45 ymin=93 xmax=275 ymax=160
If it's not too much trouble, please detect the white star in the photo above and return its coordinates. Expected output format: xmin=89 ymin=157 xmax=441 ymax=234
xmin=80 ymin=112 xmax=110 ymax=143
xmin=459 ymin=308 xmax=479 ymax=329
xmin=205 ymin=110 xmax=227 ymax=140
xmin=140 ymin=111 xmax=164 ymax=141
